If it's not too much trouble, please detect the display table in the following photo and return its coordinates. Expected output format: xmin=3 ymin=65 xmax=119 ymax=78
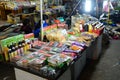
xmin=14 ymin=51 xmax=86 ymax=80
xmin=12 ymin=33 xmax=103 ymax=80
xmin=14 ymin=45 xmax=87 ymax=80
xmin=10 ymin=34 xmax=102 ymax=80
xmin=15 ymin=68 xmax=47 ymax=80
xmin=86 ymin=34 xmax=103 ymax=60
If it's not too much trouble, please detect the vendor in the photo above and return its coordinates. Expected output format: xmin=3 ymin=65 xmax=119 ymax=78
xmin=20 ymin=17 xmax=33 ymax=34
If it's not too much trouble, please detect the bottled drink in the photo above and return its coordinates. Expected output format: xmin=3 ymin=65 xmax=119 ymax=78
xmin=11 ymin=43 xmax=16 ymax=59
xmin=17 ymin=41 xmax=21 ymax=56
xmin=8 ymin=48 xmax=12 ymax=61
xmin=18 ymin=41 xmax=23 ymax=56
xmin=22 ymin=40 xmax=26 ymax=53
xmin=88 ymin=24 xmax=93 ymax=33
xmin=14 ymin=43 xmax=18 ymax=56
xmin=3 ymin=45 xmax=9 ymax=61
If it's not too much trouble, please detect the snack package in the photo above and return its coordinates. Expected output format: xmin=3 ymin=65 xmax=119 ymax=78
xmin=28 ymin=48 xmax=37 ymax=52
xmin=48 ymin=54 xmax=72 ymax=68
xmin=32 ymin=45 xmax=41 ymax=50
xmin=72 ymin=41 xmax=86 ymax=47
xmin=16 ymin=58 xmax=29 ymax=68
xmin=68 ymin=35 xmax=77 ymax=41
xmin=46 ymin=29 xmax=67 ymax=42
xmin=64 ymin=41 xmax=74 ymax=46
xmin=64 ymin=48 xmax=81 ymax=53
xmin=57 ymin=42 xmax=63 ymax=48
xmin=52 ymin=47 xmax=61 ymax=52
xmin=28 ymin=58 xmax=45 ymax=70
xmin=11 ymin=55 xmax=22 ymax=62
xmin=16 ymin=52 xmax=46 ymax=68
xmin=40 ymin=66 xmax=56 ymax=77
xmin=53 ymin=42 xmax=59 ymax=47
xmin=41 ymin=46 xmax=52 ymax=51
xmin=47 ymin=41 xmax=55 ymax=47
xmin=61 ymin=52 xmax=77 ymax=59
xmin=37 ymin=50 xmax=52 ymax=57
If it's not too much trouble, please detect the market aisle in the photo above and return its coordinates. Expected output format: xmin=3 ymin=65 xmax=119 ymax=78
xmin=79 ymin=40 xmax=120 ymax=80
xmin=0 ymin=63 xmax=16 ymax=80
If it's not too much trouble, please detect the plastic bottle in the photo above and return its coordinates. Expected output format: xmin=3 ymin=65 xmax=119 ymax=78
xmin=10 ymin=44 xmax=14 ymax=60
xmin=22 ymin=40 xmax=26 ymax=53
xmin=3 ymin=45 xmax=9 ymax=61
xmin=88 ymin=23 xmax=93 ymax=33
xmin=14 ymin=43 xmax=18 ymax=57
xmin=8 ymin=47 xmax=12 ymax=61
xmin=17 ymin=41 xmax=21 ymax=56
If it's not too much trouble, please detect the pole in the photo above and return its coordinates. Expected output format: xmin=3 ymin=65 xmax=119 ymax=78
xmin=108 ymin=0 xmax=110 ymax=23
xmin=68 ymin=0 xmax=82 ymax=18
xmin=40 ymin=0 xmax=43 ymax=41
xmin=96 ymin=0 xmax=98 ymax=18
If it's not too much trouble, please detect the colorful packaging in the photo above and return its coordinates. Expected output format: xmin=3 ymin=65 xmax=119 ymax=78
xmin=48 ymin=54 xmax=72 ymax=68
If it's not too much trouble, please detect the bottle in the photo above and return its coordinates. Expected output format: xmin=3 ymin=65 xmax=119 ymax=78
xmin=17 ymin=41 xmax=21 ymax=56
xmin=3 ymin=45 xmax=9 ymax=61
xmin=8 ymin=47 xmax=12 ymax=61
xmin=14 ymin=43 xmax=18 ymax=57
xmin=19 ymin=41 xmax=24 ymax=56
xmin=84 ymin=23 xmax=89 ymax=31
xmin=22 ymin=40 xmax=26 ymax=53
xmin=11 ymin=43 xmax=16 ymax=58
xmin=28 ymin=40 xmax=32 ymax=49
xmin=79 ymin=24 xmax=84 ymax=32
xmin=88 ymin=23 xmax=93 ymax=33
xmin=9 ymin=44 xmax=14 ymax=60
xmin=26 ymin=40 xmax=30 ymax=50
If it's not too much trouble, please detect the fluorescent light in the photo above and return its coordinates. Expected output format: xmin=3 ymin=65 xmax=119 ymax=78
xmin=103 ymin=1 xmax=108 ymax=8
xmin=85 ymin=0 xmax=91 ymax=12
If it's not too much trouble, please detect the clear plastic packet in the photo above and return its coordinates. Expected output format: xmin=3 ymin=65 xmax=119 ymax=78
xmin=28 ymin=58 xmax=45 ymax=70
xmin=48 ymin=54 xmax=72 ymax=68
xmin=61 ymin=52 xmax=77 ymax=59
xmin=53 ymin=42 xmax=59 ymax=47
xmin=72 ymin=41 xmax=86 ymax=47
xmin=41 ymin=46 xmax=52 ymax=51
xmin=47 ymin=41 xmax=55 ymax=47
xmin=51 ymin=47 xmax=63 ymax=53
xmin=32 ymin=45 xmax=41 ymax=49
xmin=40 ymin=66 xmax=56 ymax=77
xmin=49 ymin=51 xmax=57 ymax=54
xmin=16 ymin=58 xmax=30 ymax=68
xmin=70 ymin=45 xmax=84 ymax=51
xmin=68 ymin=35 xmax=77 ymax=41
xmin=64 ymin=41 xmax=74 ymax=46
xmin=11 ymin=55 xmax=22 ymax=62
xmin=28 ymin=48 xmax=37 ymax=52
xmin=64 ymin=48 xmax=81 ymax=53
xmin=57 ymin=42 xmax=63 ymax=48
xmin=37 ymin=50 xmax=52 ymax=57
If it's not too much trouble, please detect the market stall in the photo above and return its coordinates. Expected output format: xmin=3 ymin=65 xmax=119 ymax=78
xmin=0 ymin=13 xmax=104 ymax=80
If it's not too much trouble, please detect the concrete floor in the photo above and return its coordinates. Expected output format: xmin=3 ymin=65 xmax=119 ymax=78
xmin=79 ymin=40 xmax=120 ymax=80
xmin=0 ymin=63 xmax=16 ymax=80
